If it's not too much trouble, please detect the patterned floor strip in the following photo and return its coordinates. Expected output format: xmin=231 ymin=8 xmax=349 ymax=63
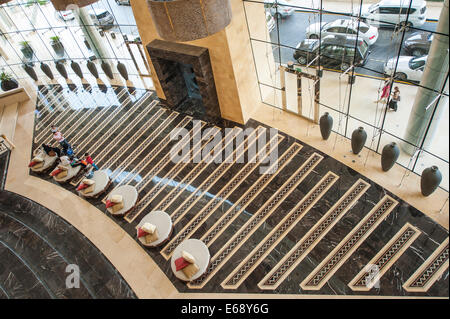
xmin=166 ymin=126 xmax=264 ymax=227
xmin=82 ymin=94 xmax=155 ymax=157
xmin=148 ymin=127 xmax=244 ymax=214
xmin=126 ymin=121 xmax=207 ymax=192
xmin=258 ymin=179 xmax=370 ymax=290
xmin=222 ymin=172 xmax=339 ymax=289
xmin=199 ymin=143 xmax=302 ymax=248
xmin=101 ymin=114 xmax=191 ymax=202
xmin=128 ymin=127 xmax=242 ymax=221
xmin=108 ymin=114 xmax=193 ymax=187
xmin=160 ymin=131 xmax=283 ymax=260
xmin=124 ymin=126 xmax=222 ymax=223
xmin=95 ymin=107 xmax=166 ymax=165
xmin=45 ymin=88 xmax=128 ymax=146
xmin=349 ymin=223 xmax=421 ymax=291
xmin=188 ymin=152 xmax=323 ymax=289
xmin=72 ymin=92 xmax=150 ymax=153
xmin=403 ymin=237 xmax=449 ymax=292
xmin=300 ymin=195 xmax=399 ymax=291
xmin=35 ymin=88 xmax=68 ymax=122
xmin=35 ymin=89 xmax=72 ymax=131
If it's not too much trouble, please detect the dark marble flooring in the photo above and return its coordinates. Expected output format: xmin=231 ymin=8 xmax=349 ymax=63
xmin=28 ymin=84 xmax=449 ymax=297
xmin=0 ymin=190 xmax=136 ymax=299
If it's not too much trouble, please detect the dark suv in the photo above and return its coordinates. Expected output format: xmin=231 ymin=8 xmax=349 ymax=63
xmin=293 ymin=35 xmax=370 ymax=71
xmin=403 ymin=31 xmax=433 ymax=57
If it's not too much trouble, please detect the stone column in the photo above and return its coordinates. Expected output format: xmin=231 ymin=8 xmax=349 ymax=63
xmin=402 ymin=0 xmax=449 ymax=155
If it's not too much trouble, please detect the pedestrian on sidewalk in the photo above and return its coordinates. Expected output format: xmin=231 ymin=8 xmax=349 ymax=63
xmin=375 ymin=78 xmax=392 ymax=103
xmin=388 ymin=86 xmax=401 ymax=112
xmin=51 ymin=125 xmax=72 ymax=155
xmin=84 ymin=152 xmax=99 ymax=171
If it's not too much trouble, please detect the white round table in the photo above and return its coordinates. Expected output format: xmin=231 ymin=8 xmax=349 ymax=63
xmin=78 ymin=170 xmax=110 ymax=198
xmin=170 ymin=239 xmax=210 ymax=282
xmin=52 ymin=164 xmax=81 ymax=183
xmin=106 ymin=185 xmax=138 ymax=216
xmin=136 ymin=210 xmax=173 ymax=247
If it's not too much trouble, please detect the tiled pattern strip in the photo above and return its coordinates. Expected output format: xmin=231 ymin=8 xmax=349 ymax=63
xmin=95 ymin=108 xmax=166 ymax=165
xmin=35 ymin=87 xmax=68 ymax=123
xmin=124 ymin=126 xmax=222 ymax=223
xmin=128 ymin=127 xmax=241 ymax=221
xmin=349 ymin=223 xmax=421 ymax=291
xmin=127 ymin=121 xmax=207 ymax=192
xmin=168 ymin=127 xmax=265 ymax=226
xmin=160 ymin=132 xmax=284 ymax=259
xmin=148 ymin=127 xmax=244 ymax=214
xmin=35 ymin=88 xmax=73 ymax=131
xmin=403 ymin=237 xmax=449 ymax=292
xmin=83 ymin=96 xmax=156 ymax=157
xmin=188 ymin=152 xmax=323 ymax=289
xmin=300 ymin=195 xmax=399 ymax=290
xmin=74 ymin=92 xmax=152 ymax=154
xmin=45 ymin=88 xmax=127 ymax=146
xmin=36 ymin=86 xmax=58 ymax=110
xmin=200 ymin=143 xmax=302 ymax=247
xmin=105 ymin=111 xmax=183 ymax=184
xmin=222 ymin=172 xmax=339 ymax=289
xmin=258 ymin=179 xmax=370 ymax=290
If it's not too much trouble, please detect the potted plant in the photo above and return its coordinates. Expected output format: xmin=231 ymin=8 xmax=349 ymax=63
xmin=19 ymin=41 xmax=34 ymax=60
xmin=0 ymin=71 xmax=19 ymax=92
xmin=50 ymin=36 xmax=65 ymax=57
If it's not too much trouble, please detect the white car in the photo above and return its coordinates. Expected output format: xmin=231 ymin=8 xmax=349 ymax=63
xmin=306 ymin=19 xmax=379 ymax=45
xmin=265 ymin=0 xmax=295 ymax=19
xmin=55 ymin=10 xmax=75 ymax=21
xmin=384 ymin=55 xmax=427 ymax=82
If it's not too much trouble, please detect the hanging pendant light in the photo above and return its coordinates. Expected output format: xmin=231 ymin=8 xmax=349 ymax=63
xmin=147 ymin=0 xmax=232 ymax=42
xmin=55 ymin=61 xmax=68 ymax=79
xmin=101 ymin=60 xmax=114 ymax=80
xmin=40 ymin=62 xmax=54 ymax=80
xmin=87 ymin=60 xmax=99 ymax=79
xmin=71 ymin=61 xmax=83 ymax=79
xmin=23 ymin=64 xmax=38 ymax=82
xmin=50 ymin=0 xmax=99 ymax=11
xmin=117 ymin=61 xmax=128 ymax=81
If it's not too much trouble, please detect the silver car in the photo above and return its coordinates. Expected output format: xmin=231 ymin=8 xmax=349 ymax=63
xmin=264 ymin=0 xmax=295 ymax=19
xmin=88 ymin=9 xmax=115 ymax=30
xmin=306 ymin=19 xmax=379 ymax=46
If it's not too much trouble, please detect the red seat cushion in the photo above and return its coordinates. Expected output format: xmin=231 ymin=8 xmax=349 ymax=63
xmin=105 ymin=200 xmax=117 ymax=208
xmin=137 ymin=228 xmax=149 ymax=238
xmin=77 ymin=183 xmax=89 ymax=191
xmin=28 ymin=161 xmax=37 ymax=167
xmin=175 ymin=257 xmax=190 ymax=271
xmin=51 ymin=168 xmax=62 ymax=176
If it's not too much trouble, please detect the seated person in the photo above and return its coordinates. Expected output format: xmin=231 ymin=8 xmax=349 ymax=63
xmin=70 ymin=157 xmax=88 ymax=168
xmin=41 ymin=143 xmax=61 ymax=157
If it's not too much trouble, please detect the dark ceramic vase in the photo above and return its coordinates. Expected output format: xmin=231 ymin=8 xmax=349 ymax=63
xmin=421 ymin=166 xmax=442 ymax=196
xmin=381 ymin=142 xmax=400 ymax=172
xmin=23 ymin=64 xmax=38 ymax=81
xmin=71 ymin=61 xmax=83 ymax=79
xmin=319 ymin=112 xmax=333 ymax=140
xmin=101 ymin=61 xmax=114 ymax=79
xmin=1 ymin=78 xmax=18 ymax=91
xmin=55 ymin=62 xmax=68 ymax=79
xmin=117 ymin=61 xmax=128 ymax=81
xmin=87 ymin=60 xmax=99 ymax=79
xmin=40 ymin=62 xmax=54 ymax=80
xmin=351 ymin=127 xmax=367 ymax=155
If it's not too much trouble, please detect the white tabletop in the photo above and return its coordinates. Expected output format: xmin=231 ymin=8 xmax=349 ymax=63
xmin=170 ymin=239 xmax=210 ymax=281
xmin=136 ymin=210 xmax=173 ymax=247
xmin=53 ymin=165 xmax=81 ymax=182
xmin=107 ymin=184 xmax=138 ymax=215
xmin=79 ymin=170 xmax=110 ymax=197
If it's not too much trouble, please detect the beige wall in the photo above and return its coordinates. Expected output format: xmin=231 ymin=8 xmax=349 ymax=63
xmin=130 ymin=0 xmax=262 ymax=124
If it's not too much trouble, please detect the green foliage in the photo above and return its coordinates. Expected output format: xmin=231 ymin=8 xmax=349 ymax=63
xmin=50 ymin=36 xmax=60 ymax=42
xmin=0 ymin=72 xmax=13 ymax=82
xmin=19 ymin=41 xmax=30 ymax=48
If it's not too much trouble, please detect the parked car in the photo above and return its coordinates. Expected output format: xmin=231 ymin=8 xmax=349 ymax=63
xmin=88 ymin=8 xmax=115 ymax=30
xmin=266 ymin=12 xmax=275 ymax=33
xmin=360 ymin=0 xmax=427 ymax=28
xmin=264 ymin=0 xmax=295 ymax=19
xmin=306 ymin=19 xmax=379 ymax=45
xmin=403 ymin=31 xmax=433 ymax=57
xmin=293 ymin=35 xmax=370 ymax=71
xmin=55 ymin=10 xmax=74 ymax=21
xmin=384 ymin=55 xmax=427 ymax=81
xmin=115 ymin=0 xmax=130 ymax=5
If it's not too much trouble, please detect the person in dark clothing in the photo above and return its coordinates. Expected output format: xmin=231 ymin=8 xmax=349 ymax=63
xmin=41 ymin=143 xmax=61 ymax=157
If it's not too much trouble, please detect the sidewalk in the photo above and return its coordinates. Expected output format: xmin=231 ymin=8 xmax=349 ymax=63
xmin=288 ymin=0 xmax=443 ymax=20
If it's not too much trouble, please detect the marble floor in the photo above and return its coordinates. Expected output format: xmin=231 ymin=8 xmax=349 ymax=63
xmin=20 ymin=83 xmax=449 ymax=297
